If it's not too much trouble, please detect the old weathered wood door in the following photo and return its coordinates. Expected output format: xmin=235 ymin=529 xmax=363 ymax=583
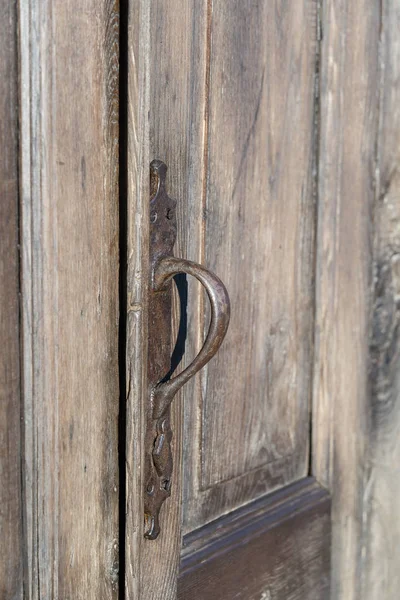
xmin=124 ymin=0 xmax=394 ymax=599
xmin=2 ymin=0 xmax=397 ymax=598
xmin=125 ymin=2 xmax=331 ymax=599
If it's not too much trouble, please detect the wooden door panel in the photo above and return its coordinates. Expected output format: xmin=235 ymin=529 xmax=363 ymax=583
xmin=178 ymin=478 xmax=330 ymax=600
xmin=125 ymin=1 xmax=329 ymax=597
xmin=19 ymin=0 xmax=120 ymax=596
xmin=124 ymin=0 xmax=396 ymax=598
xmin=183 ymin=0 xmax=319 ymax=532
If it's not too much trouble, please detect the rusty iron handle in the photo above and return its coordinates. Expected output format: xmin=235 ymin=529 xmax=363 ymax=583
xmin=144 ymin=159 xmax=230 ymax=540
xmin=152 ymin=256 xmax=230 ymax=420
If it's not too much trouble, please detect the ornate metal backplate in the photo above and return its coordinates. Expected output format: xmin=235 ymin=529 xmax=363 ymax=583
xmin=144 ymin=159 xmax=177 ymax=540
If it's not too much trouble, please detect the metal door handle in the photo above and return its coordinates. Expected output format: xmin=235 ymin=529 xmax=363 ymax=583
xmin=152 ymin=256 xmax=230 ymax=419
xmin=144 ymin=160 xmax=230 ymax=539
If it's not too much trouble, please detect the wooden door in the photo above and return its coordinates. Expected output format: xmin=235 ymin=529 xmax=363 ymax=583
xmin=125 ymin=1 xmax=329 ymax=598
xmin=1 ymin=0 xmax=399 ymax=598
xmin=124 ymin=0 xmax=399 ymax=599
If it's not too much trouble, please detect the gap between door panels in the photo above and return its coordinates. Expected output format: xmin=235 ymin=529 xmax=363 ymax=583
xmin=118 ymin=0 xmax=129 ymax=597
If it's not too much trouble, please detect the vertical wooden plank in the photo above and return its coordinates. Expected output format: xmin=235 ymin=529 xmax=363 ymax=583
xmin=143 ymin=1 xmax=192 ymax=597
xmin=180 ymin=0 xmax=213 ymax=534
xmin=19 ymin=1 xmax=120 ymax=597
xmin=124 ymin=0 xmax=150 ymax=597
xmin=0 ymin=0 xmax=23 ymax=596
xmin=125 ymin=0 xmax=192 ymax=597
xmin=362 ymin=1 xmax=400 ymax=597
xmin=312 ymin=1 xmax=380 ymax=598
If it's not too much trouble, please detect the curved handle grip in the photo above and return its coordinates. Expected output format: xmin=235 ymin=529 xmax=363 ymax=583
xmin=152 ymin=256 xmax=231 ymax=419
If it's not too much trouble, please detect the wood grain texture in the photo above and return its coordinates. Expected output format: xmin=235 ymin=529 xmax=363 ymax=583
xmin=19 ymin=1 xmax=120 ymax=597
xmin=183 ymin=0 xmax=319 ymax=532
xmin=178 ymin=478 xmax=331 ymax=600
xmin=124 ymin=0 xmax=150 ymax=597
xmin=312 ymin=1 xmax=380 ymax=598
xmin=362 ymin=1 xmax=400 ymax=597
xmin=125 ymin=1 xmax=322 ymax=595
xmin=0 ymin=0 xmax=23 ymax=596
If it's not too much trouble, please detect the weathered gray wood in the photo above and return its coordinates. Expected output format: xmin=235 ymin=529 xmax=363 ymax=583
xmin=124 ymin=0 xmax=150 ymax=597
xmin=183 ymin=0 xmax=319 ymax=532
xmin=312 ymin=1 xmax=380 ymax=599
xmin=0 ymin=0 xmax=23 ymax=596
xmin=125 ymin=0 xmax=400 ymax=598
xmin=362 ymin=1 xmax=400 ymax=597
xmin=19 ymin=1 xmax=120 ymax=597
